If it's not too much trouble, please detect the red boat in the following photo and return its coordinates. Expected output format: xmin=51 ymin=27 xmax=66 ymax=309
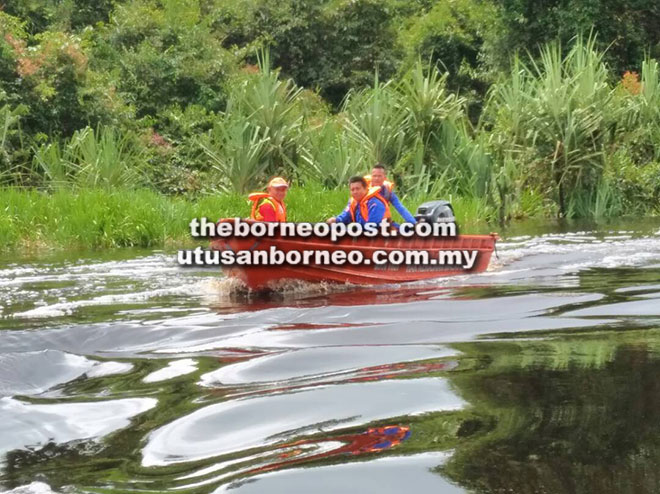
xmin=210 ymin=218 xmax=498 ymax=291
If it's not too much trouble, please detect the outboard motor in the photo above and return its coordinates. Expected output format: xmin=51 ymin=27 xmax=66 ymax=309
xmin=415 ymin=200 xmax=455 ymax=223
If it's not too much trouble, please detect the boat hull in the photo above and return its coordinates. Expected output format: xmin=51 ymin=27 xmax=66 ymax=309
xmin=210 ymin=222 xmax=497 ymax=290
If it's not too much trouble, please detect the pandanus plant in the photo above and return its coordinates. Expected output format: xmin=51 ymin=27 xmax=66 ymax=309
xmin=487 ymin=35 xmax=620 ymax=217
xmin=199 ymin=117 xmax=270 ymax=194
xmin=33 ymin=126 xmax=144 ymax=190
xmin=200 ymin=50 xmax=305 ymax=192
xmin=397 ymin=61 xmax=473 ymax=196
xmin=227 ymin=50 xmax=305 ymax=173
xmin=342 ymin=74 xmax=406 ymax=167
xmin=398 ymin=60 xmax=465 ymax=150
xmin=299 ymin=119 xmax=368 ymax=189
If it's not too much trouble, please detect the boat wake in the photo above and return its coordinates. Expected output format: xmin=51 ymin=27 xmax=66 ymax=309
xmin=202 ymin=276 xmax=358 ymax=302
xmin=2 ymin=224 xmax=659 ymax=327
xmin=3 ymin=482 xmax=59 ymax=494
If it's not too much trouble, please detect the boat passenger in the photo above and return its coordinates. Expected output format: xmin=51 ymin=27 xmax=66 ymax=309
xmin=365 ymin=164 xmax=417 ymax=224
xmin=248 ymin=177 xmax=288 ymax=222
xmin=327 ymin=176 xmax=390 ymax=225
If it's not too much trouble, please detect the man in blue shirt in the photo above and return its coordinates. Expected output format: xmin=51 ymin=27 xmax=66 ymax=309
xmin=327 ymin=176 xmax=388 ymax=225
xmin=367 ymin=164 xmax=417 ymax=224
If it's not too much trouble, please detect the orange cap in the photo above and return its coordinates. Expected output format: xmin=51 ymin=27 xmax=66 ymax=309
xmin=268 ymin=177 xmax=289 ymax=188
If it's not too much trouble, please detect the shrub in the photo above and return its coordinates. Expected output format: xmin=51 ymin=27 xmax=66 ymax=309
xmin=32 ymin=125 xmax=148 ymax=189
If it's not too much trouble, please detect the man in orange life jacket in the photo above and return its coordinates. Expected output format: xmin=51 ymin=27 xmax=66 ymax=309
xmin=326 ymin=176 xmax=390 ymax=225
xmin=248 ymin=177 xmax=288 ymax=222
xmin=365 ymin=164 xmax=417 ymax=224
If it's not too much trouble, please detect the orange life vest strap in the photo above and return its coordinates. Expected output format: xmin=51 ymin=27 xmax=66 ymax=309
xmin=248 ymin=192 xmax=286 ymax=221
xmin=364 ymin=175 xmax=394 ymax=204
xmin=349 ymin=187 xmax=391 ymax=222
xmin=364 ymin=175 xmax=395 ymax=192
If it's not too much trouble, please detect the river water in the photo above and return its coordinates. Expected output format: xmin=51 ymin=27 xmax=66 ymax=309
xmin=1 ymin=219 xmax=660 ymax=494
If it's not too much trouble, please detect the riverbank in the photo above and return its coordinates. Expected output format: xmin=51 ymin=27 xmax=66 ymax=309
xmin=0 ymin=187 xmax=509 ymax=252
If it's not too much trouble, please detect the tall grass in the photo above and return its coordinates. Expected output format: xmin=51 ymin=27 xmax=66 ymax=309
xmin=396 ymin=62 xmax=480 ymax=198
xmin=566 ymin=177 xmax=623 ymax=219
xmin=0 ymin=186 xmax=495 ymax=251
xmin=0 ymin=188 xmax=246 ymax=250
xmin=0 ymin=187 xmax=343 ymax=251
xmin=638 ymin=58 xmax=659 ymax=125
xmin=198 ymin=56 xmax=493 ymax=207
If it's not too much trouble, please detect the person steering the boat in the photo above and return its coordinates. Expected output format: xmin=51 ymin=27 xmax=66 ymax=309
xmin=365 ymin=164 xmax=417 ymax=224
xmin=248 ymin=177 xmax=288 ymax=222
xmin=327 ymin=176 xmax=390 ymax=225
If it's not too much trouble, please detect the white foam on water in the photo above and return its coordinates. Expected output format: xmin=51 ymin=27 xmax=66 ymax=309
xmin=2 ymin=482 xmax=60 ymax=494
xmin=2 ymin=225 xmax=659 ymax=491
xmin=494 ymin=230 xmax=660 ymax=276
xmin=4 ymin=228 xmax=659 ymax=326
xmin=0 ymin=253 xmax=212 ymax=322
xmin=11 ymin=282 xmax=206 ymax=319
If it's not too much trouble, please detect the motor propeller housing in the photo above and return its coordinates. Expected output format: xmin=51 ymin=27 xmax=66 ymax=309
xmin=414 ymin=200 xmax=456 ymax=224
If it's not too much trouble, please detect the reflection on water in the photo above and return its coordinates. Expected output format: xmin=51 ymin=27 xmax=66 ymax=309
xmin=444 ymin=334 xmax=660 ymax=493
xmin=1 ymin=219 xmax=660 ymax=493
xmin=142 ymin=377 xmax=463 ymax=467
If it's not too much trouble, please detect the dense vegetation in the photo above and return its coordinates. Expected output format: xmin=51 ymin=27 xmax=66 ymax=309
xmin=1 ymin=0 xmax=659 ymax=248
xmin=0 ymin=187 xmax=495 ymax=250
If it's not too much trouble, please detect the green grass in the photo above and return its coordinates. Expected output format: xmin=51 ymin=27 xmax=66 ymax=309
xmin=0 ymin=188 xmax=244 ymax=251
xmin=0 ymin=186 xmax=507 ymax=252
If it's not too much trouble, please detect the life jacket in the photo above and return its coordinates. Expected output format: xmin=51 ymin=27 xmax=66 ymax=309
xmin=349 ymin=186 xmax=391 ymax=222
xmin=248 ymin=193 xmax=287 ymax=221
xmin=364 ymin=175 xmax=395 ymax=201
